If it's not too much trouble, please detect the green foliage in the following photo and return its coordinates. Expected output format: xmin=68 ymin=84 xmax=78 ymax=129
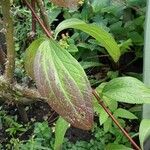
xmin=102 ymin=77 xmax=150 ymax=104
xmin=105 ymin=143 xmax=133 ymax=150
xmin=55 ymin=18 xmax=121 ymax=62
xmin=54 ymin=117 xmax=70 ymax=150
xmin=1 ymin=0 xmax=148 ymax=149
xmin=0 ymin=110 xmax=26 ymax=137
xmin=139 ymin=119 xmax=150 ymax=149
xmin=114 ymin=108 xmax=138 ymax=119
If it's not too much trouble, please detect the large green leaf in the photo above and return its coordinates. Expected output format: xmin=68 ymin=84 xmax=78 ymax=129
xmin=54 ymin=117 xmax=70 ymax=150
xmin=55 ymin=18 xmax=120 ymax=62
xmin=139 ymin=119 xmax=150 ymax=150
xmin=102 ymin=77 xmax=150 ymax=104
xmin=24 ymin=37 xmax=45 ymax=79
xmin=34 ymin=38 xmax=94 ymax=130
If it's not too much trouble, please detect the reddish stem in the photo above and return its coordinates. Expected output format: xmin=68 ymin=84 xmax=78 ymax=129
xmin=23 ymin=0 xmax=52 ymax=38
xmin=92 ymin=90 xmax=141 ymax=150
xmin=31 ymin=0 xmax=36 ymax=33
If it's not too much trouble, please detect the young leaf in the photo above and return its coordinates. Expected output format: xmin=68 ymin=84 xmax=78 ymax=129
xmin=54 ymin=117 xmax=70 ymax=150
xmin=55 ymin=18 xmax=120 ymax=62
xmin=24 ymin=37 xmax=45 ymax=79
xmin=34 ymin=38 xmax=94 ymax=130
xmin=114 ymin=108 xmax=138 ymax=120
xmin=102 ymin=77 xmax=150 ymax=104
xmin=139 ymin=119 xmax=150 ymax=150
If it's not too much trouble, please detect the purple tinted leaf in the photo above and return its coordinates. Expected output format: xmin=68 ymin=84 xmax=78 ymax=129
xmin=34 ymin=38 xmax=93 ymax=130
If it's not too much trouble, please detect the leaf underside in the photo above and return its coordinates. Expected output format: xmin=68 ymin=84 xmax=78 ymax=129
xmin=33 ymin=38 xmax=94 ymax=130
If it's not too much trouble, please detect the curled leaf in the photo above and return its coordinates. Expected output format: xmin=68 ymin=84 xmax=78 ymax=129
xmin=34 ymin=38 xmax=93 ymax=130
xmin=55 ymin=18 xmax=120 ymax=62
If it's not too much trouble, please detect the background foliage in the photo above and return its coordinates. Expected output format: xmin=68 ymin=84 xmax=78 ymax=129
xmin=0 ymin=0 xmax=147 ymax=149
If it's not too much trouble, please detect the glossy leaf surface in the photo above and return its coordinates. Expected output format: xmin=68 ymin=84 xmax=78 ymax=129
xmin=34 ymin=38 xmax=93 ymax=130
xmin=55 ymin=18 xmax=120 ymax=62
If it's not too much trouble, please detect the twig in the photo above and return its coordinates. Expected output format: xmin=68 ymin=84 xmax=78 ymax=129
xmin=92 ymin=90 xmax=141 ymax=150
xmin=0 ymin=76 xmax=45 ymax=104
xmin=23 ymin=0 xmax=52 ymax=38
xmin=36 ymin=0 xmax=51 ymax=31
xmin=31 ymin=0 xmax=36 ymax=33
xmin=1 ymin=0 xmax=15 ymax=83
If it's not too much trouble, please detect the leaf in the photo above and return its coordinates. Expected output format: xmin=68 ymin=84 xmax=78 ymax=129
xmin=99 ymin=108 xmax=109 ymax=125
xmin=34 ymin=38 xmax=94 ymax=130
xmin=24 ymin=37 xmax=45 ymax=79
xmin=103 ymin=118 xmax=112 ymax=133
xmin=93 ymin=99 xmax=109 ymax=125
xmin=139 ymin=119 xmax=150 ymax=150
xmin=119 ymin=39 xmax=132 ymax=55
xmin=114 ymin=108 xmax=138 ymax=120
xmin=128 ymin=32 xmax=143 ymax=45
xmin=54 ymin=117 xmax=70 ymax=150
xmin=102 ymin=77 xmax=150 ymax=104
xmin=50 ymin=0 xmax=79 ymax=10
xmin=105 ymin=143 xmax=132 ymax=150
xmin=91 ymin=0 xmax=110 ymax=13
xmin=80 ymin=61 xmax=102 ymax=69
xmin=55 ymin=18 xmax=120 ymax=62
xmin=67 ymin=44 xmax=78 ymax=53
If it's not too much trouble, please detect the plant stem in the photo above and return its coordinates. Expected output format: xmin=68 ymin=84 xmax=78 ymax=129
xmin=0 ymin=76 xmax=45 ymax=104
xmin=36 ymin=0 xmax=51 ymax=31
xmin=1 ymin=0 xmax=15 ymax=83
xmin=92 ymin=90 xmax=141 ymax=150
xmin=31 ymin=0 xmax=36 ymax=33
xmin=23 ymin=0 xmax=52 ymax=38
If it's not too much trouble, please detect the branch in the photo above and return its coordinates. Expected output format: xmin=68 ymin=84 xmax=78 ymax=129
xmin=1 ymin=0 xmax=15 ymax=83
xmin=36 ymin=0 xmax=51 ymax=31
xmin=31 ymin=0 xmax=36 ymax=33
xmin=0 ymin=76 xmax=46 ymax=104
xmin=23 ymin=0 xmax=52 ymax=38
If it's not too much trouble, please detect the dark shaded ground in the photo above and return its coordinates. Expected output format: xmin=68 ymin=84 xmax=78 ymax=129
xmin=0 ymin=101 xmax=93 ymax=146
